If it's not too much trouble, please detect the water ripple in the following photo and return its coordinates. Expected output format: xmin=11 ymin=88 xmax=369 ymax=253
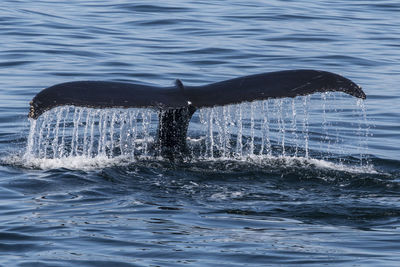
xmin=1 ymin=0 xmax=400 ymax=266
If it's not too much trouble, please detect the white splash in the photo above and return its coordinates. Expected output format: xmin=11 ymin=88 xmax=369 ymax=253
xmin=17 ymin=94 xmax=371 ymax=172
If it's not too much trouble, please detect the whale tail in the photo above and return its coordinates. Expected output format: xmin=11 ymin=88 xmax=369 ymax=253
xmin=28 ymin=69 xmax=366 ymax=159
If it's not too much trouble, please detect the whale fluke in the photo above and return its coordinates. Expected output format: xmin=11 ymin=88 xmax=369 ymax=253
xmin=29 ymin=81 xmax=187 ymax=120
xmin=28 ymin=69 xmax=365 ymax=159
xmin=29 ymin=70 xmax=364 ymax=119
xmin=184 ymin=69 xmax=365 ymax=107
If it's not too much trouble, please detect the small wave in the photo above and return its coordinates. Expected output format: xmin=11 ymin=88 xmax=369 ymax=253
xmin=2 ymin=154 xmax=132 ymax=171
xmin=244 ymin=155 xmax=378 ymax=174
xmin=2 ymin=151 xmax=379 ymax=176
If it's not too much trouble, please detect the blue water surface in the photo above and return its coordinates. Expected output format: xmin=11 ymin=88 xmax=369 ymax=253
xmin=0 ymin=1 xmax=399 ymax=266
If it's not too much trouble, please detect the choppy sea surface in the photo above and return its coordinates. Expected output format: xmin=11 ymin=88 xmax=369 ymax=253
xmin=0 ymin=1 xmax=399 ymax=266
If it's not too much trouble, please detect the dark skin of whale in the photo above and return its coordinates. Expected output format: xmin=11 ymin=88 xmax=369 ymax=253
xmin=28 ymin=69 xmax=366 ymax=159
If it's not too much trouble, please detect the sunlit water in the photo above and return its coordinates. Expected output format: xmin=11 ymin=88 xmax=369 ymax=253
xmin=0 ymin=1 xmax=399 ymax=266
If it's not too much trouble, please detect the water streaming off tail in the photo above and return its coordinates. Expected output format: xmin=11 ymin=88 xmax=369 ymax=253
xmin=23 ymin=94 xmax=369 ymax=167
xmin=189 ymin=93 xmax=369 ymax=162
xmin=24 ymin=107 xmax=158 ymax=161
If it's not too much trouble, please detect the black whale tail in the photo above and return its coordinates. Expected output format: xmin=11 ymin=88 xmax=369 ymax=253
xmin=28 ymin=69 xmax=366 ymax=159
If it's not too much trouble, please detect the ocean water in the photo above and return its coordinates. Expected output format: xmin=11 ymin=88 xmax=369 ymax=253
xmin=0 ymin=0 xmax=399 ymax=266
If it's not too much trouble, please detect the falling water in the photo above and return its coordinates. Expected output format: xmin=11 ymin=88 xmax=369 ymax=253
xmin=23 ymin=94 xmax=370 ymax=167
xmin=23 ymin=106 xmax=158 ymax=162
xmin=190 ymin=94 xmax=369 ymax=162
